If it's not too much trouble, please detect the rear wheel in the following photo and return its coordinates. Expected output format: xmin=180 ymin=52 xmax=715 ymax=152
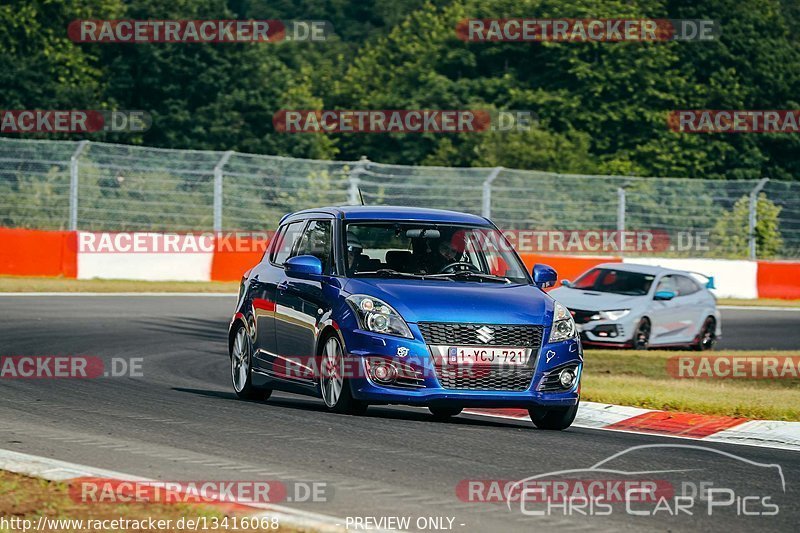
xmin=632 ymin=318 xmax=651 ymax=350
xmin=428 ymin=406 xmax=463 ymax=419
xmin=692 ymin=317 xmax=717 ymax=351
xmin=529 ymin=401 xmax=579 ymax=430
xmin=320 ymin=335 xmax=368 ymax=415
xmin=231 ymin=325 xmax=272 ymax=401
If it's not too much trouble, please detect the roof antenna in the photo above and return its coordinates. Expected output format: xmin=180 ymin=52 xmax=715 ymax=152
xmin=358 ymin=187 xmax=365 ymax=205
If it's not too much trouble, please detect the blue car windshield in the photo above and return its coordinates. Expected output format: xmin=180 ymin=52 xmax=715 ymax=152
xmin=344 ymin=222 xmax=530 ymax=284
xmin=572 ymin=268 xmax=655 ymax=295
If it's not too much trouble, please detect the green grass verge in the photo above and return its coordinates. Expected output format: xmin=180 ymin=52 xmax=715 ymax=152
xmin=582 ymin=349 xmax=800 ymax=421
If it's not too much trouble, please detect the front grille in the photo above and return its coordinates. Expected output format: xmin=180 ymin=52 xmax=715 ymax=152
xmin=569 ymin=309 xmax=597 ymax=324
xmin=435 ymin=366 xmax=535 ymax=391
xmin=537 ymin=363 xmax=580 ymax=392
xmin=418 ymin=323 xmax=543 ymax=347
xmin=419 ymin=323 xmax=543 ymax=391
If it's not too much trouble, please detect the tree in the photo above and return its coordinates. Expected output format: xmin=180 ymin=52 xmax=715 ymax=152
xmin=711 ymin=193 xmax=783 ymax=258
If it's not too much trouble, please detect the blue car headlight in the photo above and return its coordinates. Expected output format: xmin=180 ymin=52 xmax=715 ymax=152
xmin=549 ymin=301 xmax=578 ymax=343
xmin=346 ymin=295 xmax=413 ymax=339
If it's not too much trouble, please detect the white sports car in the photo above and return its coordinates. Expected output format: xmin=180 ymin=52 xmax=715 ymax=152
xmin=549 ymin=263 xmax=721 ymax=350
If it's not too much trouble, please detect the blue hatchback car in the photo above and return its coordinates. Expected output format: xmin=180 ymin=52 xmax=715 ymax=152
xmin=228 ymin=206 xmax=583 ymax=429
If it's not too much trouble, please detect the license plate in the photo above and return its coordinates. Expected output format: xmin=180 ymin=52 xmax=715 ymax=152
xmin=447 ymin=347 xmax=527 ymax=366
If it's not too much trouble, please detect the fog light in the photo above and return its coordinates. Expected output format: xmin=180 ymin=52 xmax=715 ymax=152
xmin=371 ymin=362 xmax=397 ymax=384
xmin=559 ymin=368 xmax=576 ymax=388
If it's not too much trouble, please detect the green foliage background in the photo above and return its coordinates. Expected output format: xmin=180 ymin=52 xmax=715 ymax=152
xmin=1 ymin=0 xmax=798 ymax=254
xmin=2 ymin=0 xmax=799 ymax=179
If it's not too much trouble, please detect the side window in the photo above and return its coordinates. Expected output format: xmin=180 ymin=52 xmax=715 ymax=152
xmin=295 ymin=220 xmax=333 ymax=274
xmin=676 ymin=275 xmax=700 ymax=296
xmin=655 ymin=275 xmax=678 ymax=295
xmin=271 ymin=221 xmax=305 ymax=266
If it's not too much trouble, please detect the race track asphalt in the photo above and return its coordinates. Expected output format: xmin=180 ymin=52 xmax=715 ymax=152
xmin=0 ymin=295 xmax=797 ymax=532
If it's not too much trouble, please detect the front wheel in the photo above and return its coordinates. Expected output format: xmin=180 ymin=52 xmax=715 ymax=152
xmin=692 ymin=317 xmax=717 ymax=351
xmin=632 ymin=318 xmax=651 ymax=350
xmin=231 ymin=325 xmax=272 ymax=401
xmin=320 ymin=335 xmax=368 ymax=415
xmin=529 ymin=401 xmax=579 ymax=430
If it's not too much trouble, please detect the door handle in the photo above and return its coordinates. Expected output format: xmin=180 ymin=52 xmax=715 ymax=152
xmin=277 ymin=280 xmax=289 ymax=291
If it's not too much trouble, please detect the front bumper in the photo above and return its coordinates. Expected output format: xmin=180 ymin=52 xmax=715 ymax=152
xmin=576 ymin=315 xmax=637 ymax=346
xmin=340 ymin=324 xmax=582 ymax=409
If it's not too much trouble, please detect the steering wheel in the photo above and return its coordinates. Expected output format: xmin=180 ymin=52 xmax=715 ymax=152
xmin=438 ymin=261 xmax=481 ymax=274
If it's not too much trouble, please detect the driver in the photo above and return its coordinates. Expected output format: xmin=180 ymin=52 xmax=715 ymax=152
xmin=427 ymin=231 xmax=468 ymax=272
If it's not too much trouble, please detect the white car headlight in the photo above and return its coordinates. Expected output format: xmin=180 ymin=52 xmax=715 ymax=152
xmin=346 ymin=295 xmax=412 ymax=338
xmin=598 ymin=309 xmax=631 ymax=321
xmin=549 ymin=302 xmax=577 ymax=343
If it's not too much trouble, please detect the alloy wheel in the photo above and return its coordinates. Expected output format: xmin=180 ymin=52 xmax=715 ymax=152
xmin=231 ymin=327 xmax=250 ymax=393
xmin=322 ymin=337 xmax=344 ymax=407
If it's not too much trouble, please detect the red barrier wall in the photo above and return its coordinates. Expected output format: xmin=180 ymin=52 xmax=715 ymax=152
xmin=757 ymin=261 xmax=800 ymax=299
xmin=209 ymin=234 xmax=271 ymax=282
xmin=210 ymin=249 xmax=264 ymax=282
xmin=0 ymin=228 xmax=77 ymax=278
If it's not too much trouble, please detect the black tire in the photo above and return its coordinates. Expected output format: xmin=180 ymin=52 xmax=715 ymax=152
xmin=692 ymin=317 xmax=717 ymax=351
xmin=529 ymin=401 xmax=579 ymax=430
xmin=230 ymin=325 xmax=272 ymax=401
xmin=320 ymin=335 xmax=368 ymax=415
xmin=632 ymin=318 xmax=651 ymax=350
xmin=429 ymin=406 xmax=463 ymax=419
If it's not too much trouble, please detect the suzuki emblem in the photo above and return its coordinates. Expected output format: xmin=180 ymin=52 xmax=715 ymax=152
xmin=476 ymin=326 xmax=495 ymax=344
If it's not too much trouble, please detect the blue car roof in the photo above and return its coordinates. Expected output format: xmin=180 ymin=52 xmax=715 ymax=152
xmin=283 ymin=206 xmax=490 ymax=225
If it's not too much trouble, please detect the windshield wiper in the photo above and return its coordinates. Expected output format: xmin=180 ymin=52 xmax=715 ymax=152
xmin=354 ymin=269 xmax=427 ymax=279
xmin=425 ymin=271 xmax=511 ymax=283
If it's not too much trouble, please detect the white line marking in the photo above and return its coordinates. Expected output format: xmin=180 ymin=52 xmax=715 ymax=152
xmin=720 ymin=305 xmax=800 ymax=312
xmin=0 ymin=447 xmax=354 ymax=532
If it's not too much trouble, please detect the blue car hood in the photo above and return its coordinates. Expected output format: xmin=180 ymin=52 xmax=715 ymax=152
xmin=343 ymin=278 xmax=553 ymax=325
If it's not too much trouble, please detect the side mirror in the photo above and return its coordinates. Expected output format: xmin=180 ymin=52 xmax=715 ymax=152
xmin=532 ymin=263 xmax=557 ymax=289
xmin=561 ymin=279 xmax=572 ymax=287
xmin=285 ymin=255 xmax=323 ymax=281
xmin=654 ymin=290 xmax=676 ymax=301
